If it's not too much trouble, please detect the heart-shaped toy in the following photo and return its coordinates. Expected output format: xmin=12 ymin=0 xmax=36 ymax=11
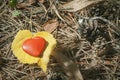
xmin=22 ymin=37 xmax=46 ymax=57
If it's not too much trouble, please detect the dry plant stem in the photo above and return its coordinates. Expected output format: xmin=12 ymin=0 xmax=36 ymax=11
xmin=2 ymin=68 xmax=17 ymax=80
xmin=90 ymin=17 xmax=120 ymax=35
xmin=52 ymin=49 xmax=83 ymax=80
xmin=51 ymin=2 xmax=65 ymax=22
xmin=50 ymin=0 xmax=66 ymax=22
xmin=21 ymin=13 xmax=42 ymax=30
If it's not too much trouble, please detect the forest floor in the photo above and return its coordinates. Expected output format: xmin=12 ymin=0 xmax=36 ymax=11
xmin=0 ymin=0 xmax=120 ymax=80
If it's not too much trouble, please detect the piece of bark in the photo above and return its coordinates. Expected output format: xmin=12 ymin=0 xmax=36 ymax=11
xmin=61 ymin=0 xmax=104 ymax=12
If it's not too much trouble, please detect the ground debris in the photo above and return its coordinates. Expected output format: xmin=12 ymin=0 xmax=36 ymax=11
xmin=0 ymin=0 xmax=120 ymax=80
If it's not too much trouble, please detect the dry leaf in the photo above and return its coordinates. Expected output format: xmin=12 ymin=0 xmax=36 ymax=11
xmin=43 ymin=20 xmax=59 ymax=33
xmin=11 ymin=30 xmax=57 ymax=72
xmin=17 ymin=0 xmax=36 ymax=8
xmin=61 ymin=0 xmax=104 ymax=12
xmin=28 ymin=0 xmax=36 ymax=4
xmin=38 ymin=0 xmax=45 ymax=3
xmin=17 ymin=3 xmax=29 ymax=8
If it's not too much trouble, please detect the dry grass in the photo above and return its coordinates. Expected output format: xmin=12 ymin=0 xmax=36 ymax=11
xmin=0 ymin=0 xmax=120 ymax=80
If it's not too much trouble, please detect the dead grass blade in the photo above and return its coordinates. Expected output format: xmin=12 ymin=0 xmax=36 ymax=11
xmin=61 ymin=0 xmax=104 ymax=12
xmin=52 ymin=4 xmax=65 ymax=22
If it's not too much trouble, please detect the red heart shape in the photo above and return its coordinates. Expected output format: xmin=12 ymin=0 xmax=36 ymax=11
xmin=22 ymin=37 xmax=46 ymax=57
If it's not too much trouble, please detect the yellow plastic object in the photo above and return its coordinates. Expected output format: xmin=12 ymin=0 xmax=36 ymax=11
xmin=11 ymin=30 xmax=57 ymax=72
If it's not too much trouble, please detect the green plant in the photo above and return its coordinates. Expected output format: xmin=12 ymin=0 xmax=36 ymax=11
xmin=9 ymin=0 xmax=18 ymax=8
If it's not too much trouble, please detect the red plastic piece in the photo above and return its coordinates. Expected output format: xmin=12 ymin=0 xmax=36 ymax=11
xmin=22 ymin=37 xmax=46 ymax=57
